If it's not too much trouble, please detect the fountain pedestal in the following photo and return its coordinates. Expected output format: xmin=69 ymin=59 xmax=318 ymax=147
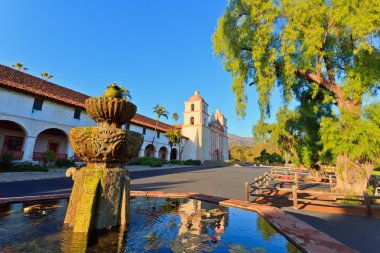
xmin=64 ymin=92 xmax=143 ymax=233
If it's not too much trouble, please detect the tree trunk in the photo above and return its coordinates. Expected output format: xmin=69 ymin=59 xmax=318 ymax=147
xmin=151 ymin=119 xmax=159 ymax=145
xmin=333 ymin=100 xmax=374 ymax=195
xmin=334 ymin=154 xmax=373 ymax=194
xmin=284 ymin=152 xmax=290 ymax=166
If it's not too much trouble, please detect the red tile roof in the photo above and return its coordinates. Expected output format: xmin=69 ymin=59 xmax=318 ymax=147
xmin=0 ymin=64 xmax=88 ymax=108
xmin=0 ymin=64 xmax=175 ymax=132
xmin=131 ymin=114 xmax=176 ymax=132
xmin=188 ymin=90 xmax=204 ymax=102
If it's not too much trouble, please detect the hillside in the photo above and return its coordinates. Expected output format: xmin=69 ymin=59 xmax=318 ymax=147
xmin=228 ymin=133 xmax=256 ymax=147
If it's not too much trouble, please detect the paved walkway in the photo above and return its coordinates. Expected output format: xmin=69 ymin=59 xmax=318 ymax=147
xmin=0 ymin=164 xmax=192 ymax=182
xmin=0 ymin=165 xmax=378 ymax=252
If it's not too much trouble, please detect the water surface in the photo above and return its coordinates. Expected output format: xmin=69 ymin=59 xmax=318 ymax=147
xmin=0 ymin=197 xmax=300 ymax=252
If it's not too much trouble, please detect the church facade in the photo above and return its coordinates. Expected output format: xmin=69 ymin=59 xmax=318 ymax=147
xmin=0 ymin=64 xmax=228 ymax=163
xmin=181 ymin=91 xmax=229 ymax=161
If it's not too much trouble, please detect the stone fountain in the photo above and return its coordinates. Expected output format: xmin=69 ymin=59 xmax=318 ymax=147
xmin=64 ymin=84 xmax=143 ymax=233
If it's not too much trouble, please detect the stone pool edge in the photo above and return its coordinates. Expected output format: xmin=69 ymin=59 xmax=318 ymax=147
xmin=0 ymin=191 xmax=357 ymax=253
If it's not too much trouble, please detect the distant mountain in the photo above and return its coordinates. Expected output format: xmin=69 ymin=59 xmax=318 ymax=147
xmin=228 ymin=133 xmax=256 ymax=147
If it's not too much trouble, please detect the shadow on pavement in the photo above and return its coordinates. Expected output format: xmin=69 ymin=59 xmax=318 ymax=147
xmin=131 ymin=180 xmax=195 ymax=191
xmin=285 ymin=209 xmax=380 ymax=253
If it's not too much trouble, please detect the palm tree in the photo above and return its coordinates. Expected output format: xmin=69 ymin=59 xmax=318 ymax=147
xmin=171 ymin=112 xmax=183 ymax=160
xmin=151 ymin=105 xmax=169 ymax=145
xmin=172 ymin=112 xmax=179 ymax=123
xmin=41 ymin=72 xmax=53 ymax=80
xmin=165 ymin=129 xmax=180 ymax=159
xmin=11 ymin=62 xmax=28 ymax=72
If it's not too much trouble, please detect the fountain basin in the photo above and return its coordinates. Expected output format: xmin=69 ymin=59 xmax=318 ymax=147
xmin=0 ymin=191 xmax=355 ymax=253
xmin=85 ymin=97 xmax=137 ymax=128
xmin=69 ymin=128 xmax=143 ymax=163
xmin=0 ymin=197 xmax=298 ymax=253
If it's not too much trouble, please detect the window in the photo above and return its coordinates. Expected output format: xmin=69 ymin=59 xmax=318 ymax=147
xmin=157 ymin=131 xmax=160 ymax=138
xmin=3 ymin=136 xmax=24 ymax=151
xmin=143 ymin=127 xmax=146 ymax=135
xmin=204 ymin=118 xmax=206 ymax=126
xmin=33 ymin=98 xmax=43 ymax=111
xmin=190 ymin=117 xmax=194 ymax=125
xmin=191 ymin=104 xmax=195 ymax=111
xmin=74 ymin=109 xmax=81 ymax=119
xmin=125 ymin=123 xmax=130 ymax=130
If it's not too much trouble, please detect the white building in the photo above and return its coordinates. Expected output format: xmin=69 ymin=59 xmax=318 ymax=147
xmin=0 ymin=64 xmax=228 ymax=163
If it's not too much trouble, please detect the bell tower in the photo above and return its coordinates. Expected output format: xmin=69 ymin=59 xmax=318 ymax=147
xmin=183 ymin=91 xmax=209 ymax=127
xmin=181 ymin=91 xmax=210 ymax=161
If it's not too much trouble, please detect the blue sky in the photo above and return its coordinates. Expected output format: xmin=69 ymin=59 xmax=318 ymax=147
xmin=0 ymin=1 xmax=286 ymax=137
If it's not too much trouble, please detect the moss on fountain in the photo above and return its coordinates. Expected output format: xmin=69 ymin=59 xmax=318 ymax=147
xmin=64 ymin=84 xmax=143 ymax=233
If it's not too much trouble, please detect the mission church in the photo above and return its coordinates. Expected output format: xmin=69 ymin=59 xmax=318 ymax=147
xmin=0 ymin=64 xmax=229 ymax=163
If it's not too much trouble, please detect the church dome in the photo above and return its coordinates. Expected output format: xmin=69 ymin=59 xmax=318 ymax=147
xmin=188 ymin=90 xmax=204 ymax=102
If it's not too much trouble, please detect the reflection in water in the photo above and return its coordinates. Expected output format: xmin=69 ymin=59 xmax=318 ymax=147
xmin=0 ymin=197 xmax=299 ymax=252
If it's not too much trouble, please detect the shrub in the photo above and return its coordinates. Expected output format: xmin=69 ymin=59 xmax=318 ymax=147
xmin=127 ymin=157 xmax=165 ymax=167
xmin=42 ymin=151 xmax=55 ymax=167
xmin=55 ymin=156 xmax=75 ymax=167
xmin=150 ymin=160 xmax=163 ymax=167
xmin=168 ymin=160 xmax=183 ymax=165
xmin=11 ymin=162 xmax=47 ymax=172
xmin=0 ymin=152 xmax=13 ymax=170
xmin=183 ymin=159 xmax=201 ymax=166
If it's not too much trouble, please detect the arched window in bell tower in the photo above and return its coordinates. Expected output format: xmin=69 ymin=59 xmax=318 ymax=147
xmin=190 ymin=117 xmax=194 ymax=125
xmin=191 ymin=104 xmax=195 ymax=111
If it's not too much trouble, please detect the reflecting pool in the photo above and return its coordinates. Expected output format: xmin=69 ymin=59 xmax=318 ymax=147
xmin=0 ymin=197 xmax=300 ymax=252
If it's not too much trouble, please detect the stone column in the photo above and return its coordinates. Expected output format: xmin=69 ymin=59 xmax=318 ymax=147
xmin=154 ymin=150 xmax=159 ymax=158
xmin=67 ymin=143 xmax=74 ymax=159
xmin=138 ymin=149 xmax=144 ymax=157
xmin=22 ymin=136 xmax=36 ymax=161
xmin=165 ymin=149 xmax=170 ymax=161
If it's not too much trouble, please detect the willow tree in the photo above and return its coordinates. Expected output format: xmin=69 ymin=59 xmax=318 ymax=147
xmin=213 ymin=0 xmax=380 ymax=193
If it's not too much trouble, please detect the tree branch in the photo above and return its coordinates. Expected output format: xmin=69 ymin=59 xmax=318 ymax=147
xmin=295 ymin=69 xmax=343 ymax=99
xmin=241 ymin=46 xmax=252 ymax=51
xmin=323 ymin=54 xmax=336 ymax=83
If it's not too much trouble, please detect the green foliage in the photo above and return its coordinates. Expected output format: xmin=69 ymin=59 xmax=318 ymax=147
xmin=41 ymin=151 xmax=56 ymax=167
xmin=214 ymin=0 xmax=380 ymax=118
xmin=252 ymin=121 xmax=272 ymax=143
xmin=11 ymin=62 xmax=28 ymax=72
xmin=41 ymin=72 xmax=53 ymax=81
xmin=339 ymin=197 xmax=362 ymax=206
xmin=55 ymin=156 xmax=76 ymax=167
xmin=320 ymin=110 xmax=380 ymax=165
xmin=9 ymin=162 xmax=47 ymax=172
xmin=128 ymin=157 xmax=165 ymax=167
xmin=172 ymin=112 xmax=179 ymax=123
xmin=229 ymin=143 xmax=281 ymax=163
xmin=165 ymin=129 xmax=181 ymax=149
xmin=167 ymin=159 xmax=182 ymax=165
xmin=153 ymin=105 xmax=169 ymax=120
xmin=213 ymin=0 xmax=380 ymax=172
xmin=182 ymin=159 xmax=202 ymax=166
xmin=0 ymin=152 xmax=13 ymax=170
xmin=255 ymin=149 xmax=282 ymax=164
xmin=104 ymin=82 xmax=131 ymax=100
xmin=252 ymin=88 xmax=334 ymax=169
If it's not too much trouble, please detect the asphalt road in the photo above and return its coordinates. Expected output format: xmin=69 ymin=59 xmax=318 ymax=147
xmin=0 ymin=165 xmax=378 ymax=252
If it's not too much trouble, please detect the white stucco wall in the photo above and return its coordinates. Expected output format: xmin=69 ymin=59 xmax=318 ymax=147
xmin=223 ymin=136 xmax=229 ymax=160
xmin=33 ymin=133 xmax=68 ymax=153
xmin=201 ymin=126 xmax=211 ymax=161
xmin=0 ymin=87 xmax=227 ymax=162
xmin=126 ymin=123 xmax=173 ymax=160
